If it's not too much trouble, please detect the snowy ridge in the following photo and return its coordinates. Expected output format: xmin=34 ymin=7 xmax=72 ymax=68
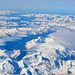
xmin=0 ymin=31 xmax=75 ymax=75
xmin=23 ymin=31 xmax=75 ymax=75
xmin=0 ymin=10 xmax=75 ymax=75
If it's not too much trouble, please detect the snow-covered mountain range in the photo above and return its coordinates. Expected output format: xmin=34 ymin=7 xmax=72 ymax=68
xmin=0 ymin=10 xmax=75 ymax=75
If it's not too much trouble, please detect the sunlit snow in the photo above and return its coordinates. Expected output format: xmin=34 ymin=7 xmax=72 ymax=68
xmin=0 ymin=10 xmax=75 ymax=75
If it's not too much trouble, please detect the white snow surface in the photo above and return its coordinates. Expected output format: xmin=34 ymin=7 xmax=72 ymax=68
xmin=0 ymin=10 xmax=75 ymax=75
xmin=0 ymin=31 xmax=75 ymax=75
xmin=24 ymin=31 xmax=75 ymax=75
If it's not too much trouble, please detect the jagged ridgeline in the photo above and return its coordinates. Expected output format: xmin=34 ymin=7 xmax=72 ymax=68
xmin=0 ymin=10 xmax=75 ymax=75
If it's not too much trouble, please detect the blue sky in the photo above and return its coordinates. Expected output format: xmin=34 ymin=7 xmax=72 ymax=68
xmin=0 ymin=0 xmax=75 ymax=14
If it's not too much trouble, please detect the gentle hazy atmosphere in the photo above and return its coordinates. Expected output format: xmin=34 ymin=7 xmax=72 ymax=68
xmin=0 ymin=0 xmax=75 ymax=14
xmin=0 ymin=0 xmax=75 ymax=75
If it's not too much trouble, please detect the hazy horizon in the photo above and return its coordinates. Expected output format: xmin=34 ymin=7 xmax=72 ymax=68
xmin=0 ymin=0 xmax=75 ymax=15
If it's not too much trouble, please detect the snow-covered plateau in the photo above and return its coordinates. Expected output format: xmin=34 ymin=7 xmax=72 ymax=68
xmin=0 ymin=10 xmax=75 ymax=75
